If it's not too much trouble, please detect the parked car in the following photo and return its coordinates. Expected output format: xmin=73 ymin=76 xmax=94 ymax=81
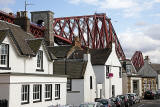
xmin=96 ymin=99 xmax=116 ymax=107
xmin=112 ymin=96 xmax=124 ymax=107
xmin=144 ymin=90 xmax=158 ymax=99
xmin=124 ymin=94 xmax=134 ymax=106
xmin=79 ymin=102 xmax=104 ymax=107
xmin=109 ymin=97 xmax=118 ymax=107
xmin=156 ymin=89 xmax=160 ymax=98
xmin=126 ymin=93 xmax=140 ymax=103
xmin=123 ymin=94 xmax=131 ymax=107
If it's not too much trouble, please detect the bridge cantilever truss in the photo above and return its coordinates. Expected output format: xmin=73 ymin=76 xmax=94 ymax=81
xmin=53 ymin=13 xmax=126 ymax=60
xmin=0 ymin=11 xmax=126 ymax=60
xmin=131 ymin=51 xmax=144 ymax=71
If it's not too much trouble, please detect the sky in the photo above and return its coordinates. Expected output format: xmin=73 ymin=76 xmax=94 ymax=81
xmin=0 ymin=0 xmax=160 ymax=63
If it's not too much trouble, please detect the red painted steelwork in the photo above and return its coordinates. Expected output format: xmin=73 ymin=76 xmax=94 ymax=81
xmin=0 ymin=11 xmax=15 ymax=23
xmin=53 ymin=13 xmax=126 ymax=60
xmin=30 ymin=23 xmax=45 ymax=38
xmin=131 ymin=51 xmax=144 ymax=71
xmin=0 ymin=11 xmax=45 ymax=37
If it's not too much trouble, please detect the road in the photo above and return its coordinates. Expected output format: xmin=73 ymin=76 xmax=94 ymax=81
xmin=132 ymin=99 xmax=160 ymax=107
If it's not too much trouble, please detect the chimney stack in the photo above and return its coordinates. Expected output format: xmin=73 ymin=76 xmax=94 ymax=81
xmin=73 ymin=36 xmax=81 ymax=47
xmin=14 ymin=11 xmax=30 ymax=33
xmin=144 ymin=56 xmax=150 ymax=63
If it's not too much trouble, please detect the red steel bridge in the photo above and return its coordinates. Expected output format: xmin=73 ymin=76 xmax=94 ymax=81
xmin=131 ymin=51 xmax=144 ymax=71
xmin=0 ymin=11 xmax=125 ymax=60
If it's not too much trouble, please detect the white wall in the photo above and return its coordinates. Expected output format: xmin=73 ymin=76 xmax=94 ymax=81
xmin=84 ymin=54 xmax=96 ymax=103
xmin=67 ymin=79 xmax=84 ymax=106
xmin=105 ymin=43 xmax=122 ymax=98
xmin=7 ymin=75 xmax=67 ymax=107
xmin=67 ymin=54 xmax=96 ymax=106
xmin=1 ymin=36 xmax=53 ymax=75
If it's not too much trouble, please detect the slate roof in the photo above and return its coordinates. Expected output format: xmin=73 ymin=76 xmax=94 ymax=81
xmin=47 ymin=46 xmax=72 ymax=59
xmin=138 ymin=61 xmax=157 ymax=78
xmin=53 ymin=60 xmax=87 ymax=79
xmin=89 ymin=48 xmax=112 ymax=65
xmin=0 ymin=20 xmax=46 ymax=57
xmin=151 ymin=63 xmax=160 ymax=74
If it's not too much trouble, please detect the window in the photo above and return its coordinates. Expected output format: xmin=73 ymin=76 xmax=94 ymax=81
xmin=45 ymin=84 xmax=52 ymax=100
xmin=55 ymin=84 xmax=60 ymax=100
xmin=126 ymin=65 xmax=131 ymax=73
xmin=0 ymin=44 xmax=9 ymax=68
xmin=90 ymin=76 xmax=93 ymax=89
xmin=119 ymin=67 xmax=122 ymax=78
xmin=33 ymin=84 xmax=42 ymax=102
xmin=21 ymin=85 xmax=29 ymax=104
xmin=112 ymin=85 xmax=115 ymax=97
xmin=67 ymin=78 xmax=72 ymax=91
xmin=37 ymin=50 xmax=43 ymax=70
xmin=106 ymin=65 xmax=110 ymax=77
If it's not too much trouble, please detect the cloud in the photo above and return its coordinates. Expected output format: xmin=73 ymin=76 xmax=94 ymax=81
xmin=135 ymin=21 xmax=148 ymax=27
xmin=68 ymin=0 xmax=160 ymax=17
xmin=1 ymin=8 xmax=12 ymax=13
xmin=118 ymin=24 xmax=160 ymax=63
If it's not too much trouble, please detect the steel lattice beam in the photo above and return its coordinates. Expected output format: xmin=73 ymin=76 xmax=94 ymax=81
xmin=53 ymin=13 xmax=126 ymax=60
xmin=131 ymin=51 xmax=144 ymax=71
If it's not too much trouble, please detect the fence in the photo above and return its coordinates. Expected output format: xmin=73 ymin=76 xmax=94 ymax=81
xmin=0 ymin=99 xmax=8 ymax=107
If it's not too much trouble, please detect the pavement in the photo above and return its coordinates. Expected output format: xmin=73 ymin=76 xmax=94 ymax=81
xmin=132 ymin=99 xmax=160 ymax=107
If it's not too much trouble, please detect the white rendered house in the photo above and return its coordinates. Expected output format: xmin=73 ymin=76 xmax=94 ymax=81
xmin=0 ymin=20 xmax=67 ymax=107
xmin=90 ymin=42 xmax=123 ymax=99
xmin=53 ymin=54 xmax=96 ymax=106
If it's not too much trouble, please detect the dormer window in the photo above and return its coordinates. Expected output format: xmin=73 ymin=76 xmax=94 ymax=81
xmin=0 ymin=43 xmax=9 ymax=69
xmin=36 ymin=50 xmax=43 ymax=71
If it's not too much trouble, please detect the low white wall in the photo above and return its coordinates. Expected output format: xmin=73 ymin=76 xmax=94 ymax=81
xmin=0 ymin=74 xmax=67 ymax=107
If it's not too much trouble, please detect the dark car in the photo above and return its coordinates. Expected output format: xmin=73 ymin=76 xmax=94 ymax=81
xmin=124 ymin=94 xmax=134 ymax=106
xmin=96 ymin=99 xmax=116 ymax=107
xmin=123 ymin=95 xmax=130 ymax=107
xmin=116 ymin=95 xmax=125 ymax=107
xmin=144 ymin=90 xmax=157 ymax=99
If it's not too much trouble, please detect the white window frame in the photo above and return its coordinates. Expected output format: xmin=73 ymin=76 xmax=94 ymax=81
xmin=37 ymin=50 xmax=43 ymax=70
xmin=33 ymin=84 xmax=42 ymax=102
xmin=55 ymin=84 xmax=60 ymax=100
xmin=0 ymin=43 xmax=9 ymax=67
xmin=45 ymin=84 xmax=52 ymax=100
xmin=21 ymin=85 xmax=29 ymax=104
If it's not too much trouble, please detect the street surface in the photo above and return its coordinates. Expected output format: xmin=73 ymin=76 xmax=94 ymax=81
xmin=132 ymin=99 xmax=160 ymax=107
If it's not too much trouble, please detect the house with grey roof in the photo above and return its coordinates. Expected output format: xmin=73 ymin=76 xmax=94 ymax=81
xmin=90 ymin=42 xmax=123 ymax=99
xmin=120 ymin=59 xmax=142 ymax=95
xmin=138 ymin=56 xmax=157 ymax=96
xmin=51 ymin=49 xmax=96 ymax=106
xmin=0 ymin=19 xmax=67 ymax=107
xmin=151 ymin=63 xmax=160 ymax=89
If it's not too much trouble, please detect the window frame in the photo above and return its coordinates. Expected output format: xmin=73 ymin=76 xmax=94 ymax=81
xmin=90 ymin=76 xmax=93 ymax=89
xmin=36 ymin=50 xmax=43 ymax=71
xmin=33 ymin=84 xmax=42 ymax=103
xmin=0 ymin=43 xmax=10 ymax=70
xmin=45 ymin=84 xmax=52 ymax=101
xmin=21 ymin=85 xmax=30 ymax=104
xmin=67 ymin=78 xmax=72 ymax=91
xmin=119 ymin=67 xmax=122 ymax=78
xmin=106 ymin=65 xmax=110 ymax=77
xmin=55 ymin=84 xmax=60 ymax=100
